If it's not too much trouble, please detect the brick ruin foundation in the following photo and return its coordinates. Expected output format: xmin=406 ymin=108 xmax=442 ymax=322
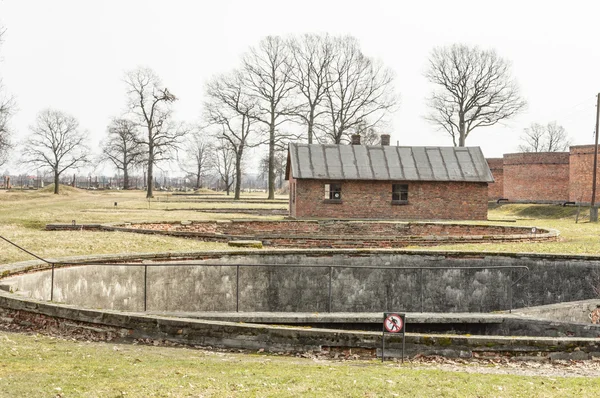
xmin=46 ymin=220 xmax=558 ymax=249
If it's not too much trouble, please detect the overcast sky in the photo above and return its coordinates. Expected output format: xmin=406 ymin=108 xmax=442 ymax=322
xmin=1 ymin=0 xmax=600 ymax=175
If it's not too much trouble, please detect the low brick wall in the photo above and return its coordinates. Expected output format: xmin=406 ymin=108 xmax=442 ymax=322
xmin=53 ymin=220 xmax=557 ymax=249
xmin=45 ymin=223 xmax=104 ymax=231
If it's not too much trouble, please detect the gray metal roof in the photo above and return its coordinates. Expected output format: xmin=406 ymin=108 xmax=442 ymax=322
xmin=287 ymin=143 xmax=494 ymax=183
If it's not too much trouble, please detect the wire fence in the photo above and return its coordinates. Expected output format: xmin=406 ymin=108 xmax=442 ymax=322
xmin=1 ymin=235 xmax=529 ymax=313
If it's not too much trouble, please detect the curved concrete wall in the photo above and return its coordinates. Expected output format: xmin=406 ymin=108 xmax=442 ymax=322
xmin=3 ymin=251 xmax=600 ymax=358
xmin=2 ymin=250 xmax=599 ymax=314
xmin=503 ymin=152 xmax=570 ymax=202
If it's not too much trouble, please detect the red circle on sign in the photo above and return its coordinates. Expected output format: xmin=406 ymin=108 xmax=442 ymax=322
xmin=384 ymin=313 xmax=403 ymax=333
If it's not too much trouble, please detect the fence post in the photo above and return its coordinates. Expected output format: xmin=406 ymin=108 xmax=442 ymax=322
xmin=236 ymin=265 xmax=240 ymax=312
xmin=420 ymin=268 xmax=424 ymax=312
xmin=143 ymin=265 xmax=148 ymax=312
xmin=508 ymin=269 xmax=513 ymax=313
xmin=328 ymin=266 xmax=333 ymax=312
xmin=50 ymin=263 xmax=55 ymax=301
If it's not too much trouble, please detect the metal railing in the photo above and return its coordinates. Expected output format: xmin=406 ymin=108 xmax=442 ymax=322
xmin=1 ymin=235 xmax=529 ymax=313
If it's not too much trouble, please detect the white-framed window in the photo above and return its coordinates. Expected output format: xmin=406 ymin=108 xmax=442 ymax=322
xmin=324 ymin=183 xmax=342 ymax=200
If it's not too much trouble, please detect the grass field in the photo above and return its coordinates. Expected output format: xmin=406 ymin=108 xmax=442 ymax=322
xmin=0 ymin=187 xmax=286 ymax=264
xmin=1 ymin=186 xmax=600 ymax=264
xmin=2 ymin=186 xmax=600 ymax=396
xmin=1 ymin=331 xmax=599 ymax=398
xmin=429 ymin=203 xmax=600 ymax=255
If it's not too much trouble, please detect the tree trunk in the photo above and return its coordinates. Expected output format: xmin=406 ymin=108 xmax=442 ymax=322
xmin=234 ymin=151 xmax=242 ymax=200
xmin=268 ymin=114 xmax=275 ymax=200
xmin=459 ymin=131 xmax=466 ymax=146
xmin=123 ymin=157 xmax=129 ymax=190
xmin=54 ymin=170 xmax=59 ymax=194
xmin=196 ymin=172 xmax=201 ymax=190
xmin=334 ymin=124 xmax=344 ymax=144
xmin=458 ymin=112 xmax=466 ymax=147
xmin=146 ymin=146 xmax=154 ymax=198
xmin=307 ymin=108 xmax=315 ymax=144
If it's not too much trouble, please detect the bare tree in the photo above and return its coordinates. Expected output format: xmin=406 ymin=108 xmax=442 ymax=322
xmin=352 ymin=121 xmax=381 ymax=146
xmin=518 ymin=123 xmax=544 ymax=152
xmin=287 ymin=34 xmax=335 ymax=144
xmin=212 ymin=139 xmax=236 ymax=195
xmin=425 ymin=44 xmax=526 ymax=147
xmin=0 ymin=27 xmax=15 ymax=167
xmin=242 ymin=36 xmax=298 ymax=199
xmin=22 ymin=109 xmax=90 ymax=194
xmin=518 ymin=121 xmax=570 ymax=152
xmin=180 ymin=128 xmax=213 ymax=189
xmin=0 ymin=92 xmax=12 ymax=167
xmin=259 ymin=149 xmax=287 ymax=190
xmin=545 ymin=122 xmax=571 ymax=152
xmin=323 ymin=36 xmax=397 ymax=144
xmin=100 ymin=118 xmax=144 ymax=189
xmin=205 ymin=72 xmax=258 ymax=199
xmin=124 ymin=67 xmax=185 ymax=198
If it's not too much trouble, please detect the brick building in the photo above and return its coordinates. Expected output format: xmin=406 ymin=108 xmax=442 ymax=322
xmin=286 ymin=136 xmax=493 ymax=220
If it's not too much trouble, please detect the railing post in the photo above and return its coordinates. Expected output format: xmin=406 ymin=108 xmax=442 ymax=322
xmin=236 ymin=265 xmax=240 ymax=312
xmin=143 ymin=264 xmax=148 ymax=312
xmin=50 ymin=263 xmax=55 ymax=301
xmin=328 ymin=266 xmax=333 ymax=312
xmin=508 ymin=269 xmax=513 ymax=313
xmin=420 ymin=268 xmax=424 ymax=312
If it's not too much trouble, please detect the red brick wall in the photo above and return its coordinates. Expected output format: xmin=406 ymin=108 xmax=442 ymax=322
xmin=569 ymin=145 xmax=600 ymax=203
xmin=289 ymin=175 xmax=297 ymax=218
xmin=292 ymin=180 xmax=488 ymax=220
xmin=486 ymin=158 xmax=504 ymax=200
xmin=503 ymin=152 xmax=569 ymax=202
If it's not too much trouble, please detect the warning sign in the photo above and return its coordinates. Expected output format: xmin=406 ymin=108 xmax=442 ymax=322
xmin=383 ymin=313 xmax=404 ymax=333
xmin=381 ymin=312 xmax=406 ymax=363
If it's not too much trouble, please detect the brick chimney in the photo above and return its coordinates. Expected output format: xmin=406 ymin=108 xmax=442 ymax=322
xmin=351 ymin=134 xmax=361 ymax=145
xmin=380 ymin=134 xmax=390 ymax=146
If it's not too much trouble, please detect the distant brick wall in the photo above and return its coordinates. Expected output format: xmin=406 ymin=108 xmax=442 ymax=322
xmin=569 ymin=145 xmax=600 ymax=203
xmin=292 ymin=180 xmax=488 ymax=220
xmin=503 ymin=152 xmax=569 ymax=202
xmin=486 ymin=158 xmax=504 ymax=200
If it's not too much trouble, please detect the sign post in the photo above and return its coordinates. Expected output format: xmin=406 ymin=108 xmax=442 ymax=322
xmin=382 ymin=312 xmax=406 ymax=363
